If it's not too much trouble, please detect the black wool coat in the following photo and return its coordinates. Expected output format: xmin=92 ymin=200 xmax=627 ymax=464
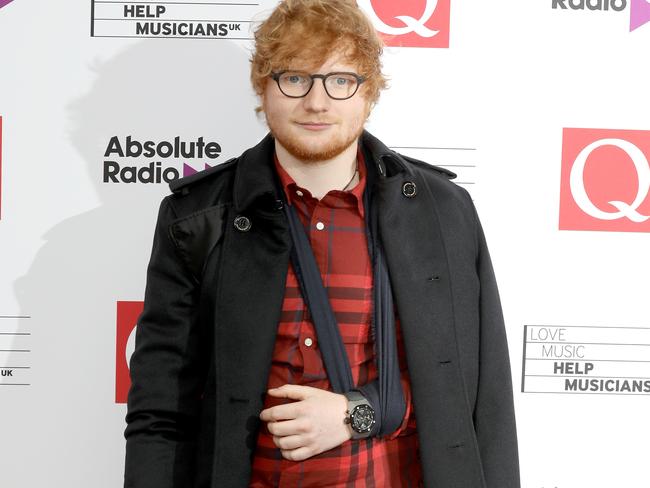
xmin=124 ymin=131 xmax=520 ymax=488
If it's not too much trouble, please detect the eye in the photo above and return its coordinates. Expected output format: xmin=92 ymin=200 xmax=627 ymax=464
xmin=283 ymin=73 xmax=307 ymax=85
xmin=326 ymin=74 xmax=358 ymax=89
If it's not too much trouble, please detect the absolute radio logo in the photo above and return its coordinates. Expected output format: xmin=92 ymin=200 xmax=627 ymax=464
xmin=358 ymin=0 xmax=451 ymax=48
xmin=103 ymin=135 xmax=221 ymax=184
xmin=115 ymin=301 xmax=143 ymax=403
xmin=559 ymin=128 xmax=650 ymax=232
xmin=0 ymin=0 xmax=15 ymax=9
xmin=552 ymin=0 xmax=650 ymax=32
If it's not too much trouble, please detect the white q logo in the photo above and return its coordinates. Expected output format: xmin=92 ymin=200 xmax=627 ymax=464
xmin=125 ymin=325 xmax=137 ymax=369
xmin=358 ymin=0 xmax=440 ymax=37
xmin=570 ymin=138 xmax=650 ymax=222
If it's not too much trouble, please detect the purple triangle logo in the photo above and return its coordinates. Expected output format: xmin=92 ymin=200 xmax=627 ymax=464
xmin=630 ymin=0 xmax=650 ymax=31
xmin=0 ymin=0 xmax=15 ymax=9
xmin=183 ymin=163 xmax=212 ymax=177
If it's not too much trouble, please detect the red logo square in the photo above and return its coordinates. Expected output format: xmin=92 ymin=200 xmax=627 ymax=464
xmin=115 ymin=301 xmax=143 ymax=404
xmin=559 ymin=128 xmax=650 ymax=233
xmin=359 ymin=0 xmax=450 ymax=48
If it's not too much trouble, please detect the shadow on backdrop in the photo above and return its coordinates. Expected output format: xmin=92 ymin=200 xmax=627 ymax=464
xmin=13 ymin=38 xmax=267 ymax=487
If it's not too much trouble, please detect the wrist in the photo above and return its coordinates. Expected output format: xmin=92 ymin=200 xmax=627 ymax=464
xmin=338 ymin=393 xmax=354 ymax=440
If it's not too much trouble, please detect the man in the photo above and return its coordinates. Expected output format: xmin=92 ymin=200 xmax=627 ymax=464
xmin=124 ymin=1 xmax=520 ymax=487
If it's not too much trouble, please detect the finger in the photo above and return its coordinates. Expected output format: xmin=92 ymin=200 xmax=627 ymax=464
xmin=272 ymin=434 xmax=304 ymax=450
xmin=281 ymin=446 xmax=314 ymax=462
xmin=267 ymin=419 xmax=309 ymax=437
xmin=267 ymin=384 xmax=315 ymax=400
xmin=259 ymin=402 xmax=301 ymax=422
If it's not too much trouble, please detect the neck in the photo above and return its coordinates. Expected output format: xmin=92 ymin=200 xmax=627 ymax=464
xmin=275 ymin=141 xmax=359 ymax=199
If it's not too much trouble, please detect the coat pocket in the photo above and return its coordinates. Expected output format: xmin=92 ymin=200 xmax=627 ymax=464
xmin=169 ymin=204 xmax=227 ymax=282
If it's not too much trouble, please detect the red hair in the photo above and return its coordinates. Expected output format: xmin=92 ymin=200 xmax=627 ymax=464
xmin=250 ymin=0 xmax=387 ymax=111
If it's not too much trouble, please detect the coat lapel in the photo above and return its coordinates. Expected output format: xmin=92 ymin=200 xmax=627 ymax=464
xmin=366 ymin=135 xmax=484 ymax=486
xmin=207 ymin=135 xmax=293 ymax=483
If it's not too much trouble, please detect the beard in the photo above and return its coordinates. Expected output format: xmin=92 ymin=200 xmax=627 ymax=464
xmin=265 ymin=114 xmax=367 ymax=163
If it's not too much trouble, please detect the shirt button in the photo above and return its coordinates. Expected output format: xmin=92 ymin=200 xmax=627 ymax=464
xmin=296 ymin=190 xmax=303 ymax=197
xmin=304 ymin=337 xmax=313 ymax=347
xmin=315 ymin=222 xmax=325 ymax=231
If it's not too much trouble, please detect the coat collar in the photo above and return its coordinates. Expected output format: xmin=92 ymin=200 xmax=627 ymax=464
xmin=232 ymin=130 xmax=414 ymax=213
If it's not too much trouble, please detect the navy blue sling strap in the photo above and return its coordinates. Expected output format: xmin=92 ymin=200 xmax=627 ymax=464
xmin=283 ymin=177 xmax=406 ymax=437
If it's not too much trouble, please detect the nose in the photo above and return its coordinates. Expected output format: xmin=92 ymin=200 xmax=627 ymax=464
xmin=302 ymin=79 xmax=330 ymax=112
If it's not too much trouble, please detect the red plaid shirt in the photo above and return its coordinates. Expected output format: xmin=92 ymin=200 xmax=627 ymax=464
xmin=249 ymin=152 xmax=422 ymax=487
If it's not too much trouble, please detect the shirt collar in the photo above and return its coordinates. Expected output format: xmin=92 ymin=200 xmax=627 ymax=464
xmin=273 ymin=148 xmax=367 ymax=218
xmin=229 ymin=131 xmax=415 ymax=214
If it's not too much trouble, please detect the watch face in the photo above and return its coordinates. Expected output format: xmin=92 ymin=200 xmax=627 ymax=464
xmin=351 ymin=404 xmax=375 ymax=433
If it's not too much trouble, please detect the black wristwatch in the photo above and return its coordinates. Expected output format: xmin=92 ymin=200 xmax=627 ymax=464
xmin=343 ymin=390 xmax=376 ymax=439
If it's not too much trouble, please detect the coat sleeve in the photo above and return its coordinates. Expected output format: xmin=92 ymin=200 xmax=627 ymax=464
xmin=124 ymin=196 xmax=209 ymax=488
xmin=471 ymin=204 xmax=521 ymax=488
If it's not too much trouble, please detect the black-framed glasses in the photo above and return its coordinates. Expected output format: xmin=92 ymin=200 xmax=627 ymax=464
xmin=271 ymin=71 xmax=366 ymax=100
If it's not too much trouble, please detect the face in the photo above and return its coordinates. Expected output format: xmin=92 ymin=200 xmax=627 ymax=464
xmin=262 ymin=54 xmax=371 ymax=163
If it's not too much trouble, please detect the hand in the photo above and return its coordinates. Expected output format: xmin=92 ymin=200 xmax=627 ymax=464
xmin=259 ymin=384 xmax=352 ymax=461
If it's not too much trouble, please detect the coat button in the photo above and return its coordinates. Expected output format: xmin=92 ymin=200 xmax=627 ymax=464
xmin=402 ymin=181 xmax=417 ymax=198
xmin=233 ymin=215 xmax=252 ymax=232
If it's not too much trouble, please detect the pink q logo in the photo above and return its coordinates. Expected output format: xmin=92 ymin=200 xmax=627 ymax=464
xmin=358 ymin=0 xmax=451 ymax=48
xmin=559 ymin=128 xmax=650 ymax=232
xmin=570 ymin=139 xmax=650 ymax=222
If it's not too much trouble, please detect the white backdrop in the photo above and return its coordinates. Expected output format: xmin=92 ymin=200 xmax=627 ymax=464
xmin=1 ymin=1 xmax=650 ymax=487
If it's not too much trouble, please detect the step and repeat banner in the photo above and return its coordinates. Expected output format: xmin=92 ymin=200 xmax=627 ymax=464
xmin=1 ymin=1 xmax=649 ymax=487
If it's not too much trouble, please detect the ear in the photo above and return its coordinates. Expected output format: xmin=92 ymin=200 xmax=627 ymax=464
xmin=258 ymin=77 xmax=276 ymax=114
xmin=254 ymin=93 xmax=267 ymax=117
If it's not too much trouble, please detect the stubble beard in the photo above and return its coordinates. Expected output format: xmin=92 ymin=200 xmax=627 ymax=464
xmin=265 ymin=116 xmax=367 ymax=163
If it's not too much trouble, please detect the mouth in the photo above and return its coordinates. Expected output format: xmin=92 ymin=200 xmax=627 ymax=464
xmin=296 ymin=121 xmax=334 ymax=131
